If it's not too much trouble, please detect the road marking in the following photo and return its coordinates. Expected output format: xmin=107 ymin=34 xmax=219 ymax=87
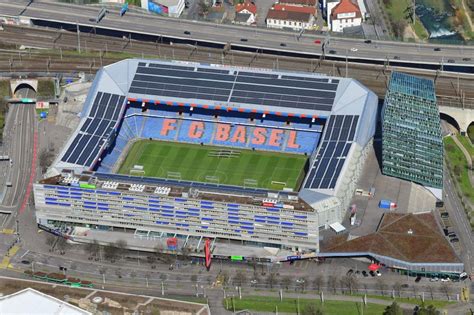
xmin=0 ymin=245 xmax=20 ymax=269
xmin=19 ymin=126 xmax=37 ymax=215
xmin=19 ymin=250 xmax=30 ymax=259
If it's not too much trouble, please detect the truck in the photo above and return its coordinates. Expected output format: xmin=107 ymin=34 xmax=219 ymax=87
xmin=379 ymin=199 xmax=397 ymax=210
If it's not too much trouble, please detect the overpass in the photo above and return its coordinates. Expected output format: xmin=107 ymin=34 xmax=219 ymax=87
xmin=0 ymin=0 xmax=474 ymax=74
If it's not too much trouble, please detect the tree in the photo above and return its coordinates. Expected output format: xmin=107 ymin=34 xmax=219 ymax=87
xmin=56 ymin=237 xmax=69 ymax=255
xmin=115 ymin=239 xmax=128 ymax=259
xmin=376 ymin=278 xmax=387 ymax=296
xmin=453 ymin=165 xmax=462 ymax=177
xmin=302 ymin=303 xmax=324 ymax=315
xmin=392 ymin=282 xmax=402 ymax=298
xmin=341 ymin=275 xmax=358 ymax=295
xmin=327 ymin=275 xmax=338 ymax=294
xmin=441 ymin=283 xmax=452 ymax=300
xmin=312 ymin=275 xmax=324 ymax=292
xmin=281 ymin=276 xmax=292 ymax=290
xmin=266 ymin=273 xmax=277 ymax=289
xmin=416 ymin=303 xmax=440 ymax=315
xmin=85 ymin=239 xmax=100 ymax=260
xmin=425 ymin=284 xmax=435 ymax=300
xmin=221 ymin=271 xmax=230 ymax=288
xmin=45 ymin=234 xmax=56 ymax=250
xmin=234 ymin=270 xmax=247 ymax=287
xmin=198 ymin=0 xmax=209 ymax=16
xmin=104 ymin=244 xmax=119 ymax=262
xmin=383 ymin=301 xmax=403 ymax=315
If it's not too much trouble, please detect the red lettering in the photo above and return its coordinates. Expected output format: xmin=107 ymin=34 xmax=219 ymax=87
xmin=252 ymin=128 xmax=267 ymax=145
xmin=215 ymin=124 xmax=231 ymax=141
xmin=161 ymin=119 xmax=176 ymax=136
xmin=287 ymin=131 xmax=300 ymax=149
xmin=231 ymin=125 xmax=247 ymax=143
xmin=189 ymin=121 xmax=204 ymax=138
xmin=268 ymin=129 xmax=284 ymax=147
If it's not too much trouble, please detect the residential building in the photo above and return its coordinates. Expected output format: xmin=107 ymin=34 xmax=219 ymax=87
xmin=382 ymin=72 xmax=443 ymax=199
xmin=327 ymin=0 xmax=362 ymax=32
xmin=266 ymin=8 xmax=315 ymax=30
xmin=278 ymin=0 xmax=316 ymax=6
xmin=273 ymin=4 xmax=316 ymax=14
xmin=234 ymin=0 xmax=257 ymax=25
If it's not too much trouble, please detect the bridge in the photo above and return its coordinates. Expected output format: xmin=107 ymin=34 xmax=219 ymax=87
xmin=0 ymin=0 xmax=473 ymax=74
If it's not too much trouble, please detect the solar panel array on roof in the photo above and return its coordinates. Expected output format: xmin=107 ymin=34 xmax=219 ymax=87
xmin=129 ymin=63 xmax=338 ymax=112
xmin=61 ymin=92 xmax=125 ymax=166
xmin=304 ymin=115 xmax=359 ymax=190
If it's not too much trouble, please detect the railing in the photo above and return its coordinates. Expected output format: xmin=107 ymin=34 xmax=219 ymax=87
xmin=437 ymin=96 xmax=474 ymax=110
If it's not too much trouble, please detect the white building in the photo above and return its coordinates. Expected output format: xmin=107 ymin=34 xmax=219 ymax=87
xmin=141 ymin=0 xmax=185 ymax=18
xmin=234 ymin=0 xmax=257 ymax=25
xmin=266 ymin=10 xmax=315 ymax=30
xmin=328 ymin=0 xmax=362 ymax=32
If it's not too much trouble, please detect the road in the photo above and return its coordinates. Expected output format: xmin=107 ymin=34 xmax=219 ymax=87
xmin=0 ymin=0 xmax=474 ymax=67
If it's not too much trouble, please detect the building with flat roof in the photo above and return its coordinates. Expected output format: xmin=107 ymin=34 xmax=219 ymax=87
xmin=35 ymin=59 xmax=377 ymax=261
xmin=382 ymin=72 xmax=443 ymax=199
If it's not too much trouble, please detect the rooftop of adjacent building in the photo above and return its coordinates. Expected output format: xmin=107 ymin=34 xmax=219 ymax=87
xmin=322 ymin=212 xmax=460 ymax=264
xmin=387 ymin=72 xmax=436 ymax=102
xmin=273 ymin=4 xmax=316 ymax=14
xmin=278 ymin=0 xmax=317 ymax=6
xmin=266 ymin=9 xmax=313 ymax=22
xmin=235 ymin=0 xmax=257 ymax=15
xmin=330 ymin=0 xmax=361 ymax=19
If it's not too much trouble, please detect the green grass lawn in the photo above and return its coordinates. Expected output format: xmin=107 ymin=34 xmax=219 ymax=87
xmin=456 ymin=134 xmax=474 ymax=159
xmin=444 ymin=137 xmax=474 ymax=203
xmin=36 ymin=80 xmax=55 ymax=98
xmin=469 ymin=124 xmax=474 ymax=144
xmin=0 ymin=80 xmax=10 ymax=99
xmin=118 ymin=140 xmax=307 ymax=190
xmin=223 ymin=296 xmax=386 ymax=315
xmin=352 ymin=294 xmax=454 ymax=308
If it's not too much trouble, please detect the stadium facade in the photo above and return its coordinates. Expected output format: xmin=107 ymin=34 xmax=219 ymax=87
xmin=382 ymin=72 xmax=443 ymax=199
xmin=33 ymin=59 xmax=378 ymax=259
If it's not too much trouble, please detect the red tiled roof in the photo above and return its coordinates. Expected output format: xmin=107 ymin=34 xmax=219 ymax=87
xmin=278 ymin=0 xmax=316 ymax=6
xmin=331 ymin=0 xmax=361 ymax=19
xmin=266 ymin=9 xmax=312 ymax=22
xmin=273 ymin=4 xmax=316 ymax=14
xmin=235 ymin=0 xmax=257 ymax=15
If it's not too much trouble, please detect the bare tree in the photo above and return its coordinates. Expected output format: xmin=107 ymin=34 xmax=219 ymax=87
xmin=221 ymin=271 xmax=230 ymax=288
xmin=85 ymin=239 xmax=100 ymax=260
xmin=281 ymin=276 xmax=292 ymax=290
xmin=234 ymin=270 xmax=247 ymax=287
xmin=45 ymin=234 xmax=56 ymax=250
xmin=104 ymin=244 xmax=119 ymax=263
xmin=393 ymin=282 xmax=402 ymax=298
xmin=266 ymin=273 xmax=277 ymax=289
xmin=376 ymin=278 xmax=387 ymax=296
xmin=312 ymin=275 xmax=324 ymax=292
xmin=56 ymin=237 xmax=69 ymax=255
xmin=327 ymin=275 xmax=338 ymax=294
xmin=341 ymin=275 xmax=358 ymax=295
xmin=297 ymin=278 xmax=308 ymax=292
xmin=441 ymin=283 xmax=452 ymax=300
xmin=425 ymin=284 xmax=435 ymax=300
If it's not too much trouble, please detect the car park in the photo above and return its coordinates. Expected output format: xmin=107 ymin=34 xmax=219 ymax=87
xmin=415 ymin=276 xmax=421 ymax=282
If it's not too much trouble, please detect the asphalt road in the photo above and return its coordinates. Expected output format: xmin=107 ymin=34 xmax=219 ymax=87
xmin=0 ymin=0 xmax=473 ymax=66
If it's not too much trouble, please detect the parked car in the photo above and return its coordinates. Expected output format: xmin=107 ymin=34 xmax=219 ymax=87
xmin=362 ymin=271 xmax=368 ymax=277
xmin=448 ymin=233 xmax=457 ymax=238
xmin=376 ymin=270 xmax=382 ymax=277
xmin=450 ymin=238 xmax=459 ymax=243
xmin=369 ymin=271 xmax=376 ymax=277
xmin=346 ymin=269 xmax=354 ymax=276
xmin=430 ymin=277 xmax=439 ymax=282
xmin=441 ymin=212 xmax=449 ymax=218
xmin=440 ymin=277 xmax=450 ymax=282
xmin=415 ymin=276 xmax=421 ymax=283
xmin=462 ymin=57 xmax=471 ymax=61
xmin=329 ymin=50 xmax=337 ymax=54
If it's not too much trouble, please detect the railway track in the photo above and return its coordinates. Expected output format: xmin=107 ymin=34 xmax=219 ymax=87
xmin=0 ymin=24 xmax=473 ymax=105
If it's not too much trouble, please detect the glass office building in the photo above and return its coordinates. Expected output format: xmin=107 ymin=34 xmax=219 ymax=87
xmin=382 ymin=72 xmax=443 ymax=193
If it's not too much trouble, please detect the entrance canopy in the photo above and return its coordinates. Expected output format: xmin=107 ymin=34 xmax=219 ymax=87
xmin=329 ymin=222 xmax=346 ymax=234
xmin=368 ymin=263 xmax=380 ymax=271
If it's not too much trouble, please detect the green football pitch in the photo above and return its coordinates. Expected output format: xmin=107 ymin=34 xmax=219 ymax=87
xmin=117 ymin=140 xmax=308 ymax=190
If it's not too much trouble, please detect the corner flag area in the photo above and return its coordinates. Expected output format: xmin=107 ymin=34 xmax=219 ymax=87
xmin=118 ymin=140 xmax=308 ymax=190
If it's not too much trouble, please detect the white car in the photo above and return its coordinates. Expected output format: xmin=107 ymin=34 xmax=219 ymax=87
xmin=430 ymin=277 xmax=439 ymax=282
xmin=250 ymin=279 xmax=258 ymax=284
xmin=375 ymin=271 xmax=382 ymax=276
xmin=440 ymin=278 xmax=450 ymax=282
xmin=350 ymin=47 xmax=358 ymax=52
xmin=296 ymin=279 xmax=305 ymax=283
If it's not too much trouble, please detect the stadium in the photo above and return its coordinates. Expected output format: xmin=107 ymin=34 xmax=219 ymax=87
xmin=33 ymin=59 xmax=378 ymax=260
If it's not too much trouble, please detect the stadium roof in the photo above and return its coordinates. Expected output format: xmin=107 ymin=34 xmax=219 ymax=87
xmin=0 ymin=288 xmax=91 ymax=315
xmin=53 ymin=59 xmax=377 ymax=200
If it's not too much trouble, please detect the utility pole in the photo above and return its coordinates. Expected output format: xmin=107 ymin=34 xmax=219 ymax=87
xmin=161 ymin=281 xmax=164 ymax=296
xmin=76 ymin=23 xmax=81 ymax=53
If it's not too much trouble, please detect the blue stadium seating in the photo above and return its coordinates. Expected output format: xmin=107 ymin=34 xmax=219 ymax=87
xmin=178 ymin=119 xmax=214 ymax=144
xmin=285 ymin=131 xmax=320 ymax=154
